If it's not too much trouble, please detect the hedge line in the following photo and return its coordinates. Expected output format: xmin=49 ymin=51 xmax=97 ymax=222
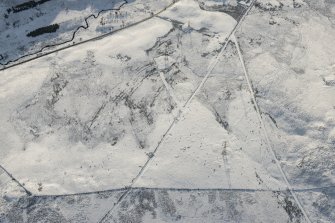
xmin=27 ymin=24 xmax=59 ymax=37
xmin=11 ymin=0 xmax=52 ymax=13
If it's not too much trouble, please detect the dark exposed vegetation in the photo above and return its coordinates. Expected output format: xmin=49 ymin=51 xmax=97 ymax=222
xmin=11 ymin=0 xmax=52 ymax=13
xmin=282 ymin=196 xmax=303 ymax=222
xmin=254 ymin=1 xmax=284 ymax=11
xmin=27 ymin=24 xmax=59 ymax=37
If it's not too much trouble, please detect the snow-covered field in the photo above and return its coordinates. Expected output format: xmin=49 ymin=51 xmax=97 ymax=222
xmin=0 ymin=0 xmax=334 ymax=222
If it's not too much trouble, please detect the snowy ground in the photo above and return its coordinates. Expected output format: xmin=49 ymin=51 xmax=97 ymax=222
xmin=0 ymin=0 xmax=334 ymax=222
xmin=234 ymin=0 xmax=335 ymax=221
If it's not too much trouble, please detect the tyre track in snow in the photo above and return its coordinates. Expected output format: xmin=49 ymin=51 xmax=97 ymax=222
xmin=222 ymin=141 xmax=232 ymax=189
xmin=232 ymin=34 xmax=312 ymax=223
xmin=30 ymin=185 xmax=335 ymax=199
xmin=0 ymin=164 xmax=32 ymax=196
xmin=97 ymin=1 xmax=257 ymax=222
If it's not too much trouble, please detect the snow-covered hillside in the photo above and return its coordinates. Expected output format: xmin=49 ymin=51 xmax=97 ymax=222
xmin=0 ymin=0 xmax=334 ymax=222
